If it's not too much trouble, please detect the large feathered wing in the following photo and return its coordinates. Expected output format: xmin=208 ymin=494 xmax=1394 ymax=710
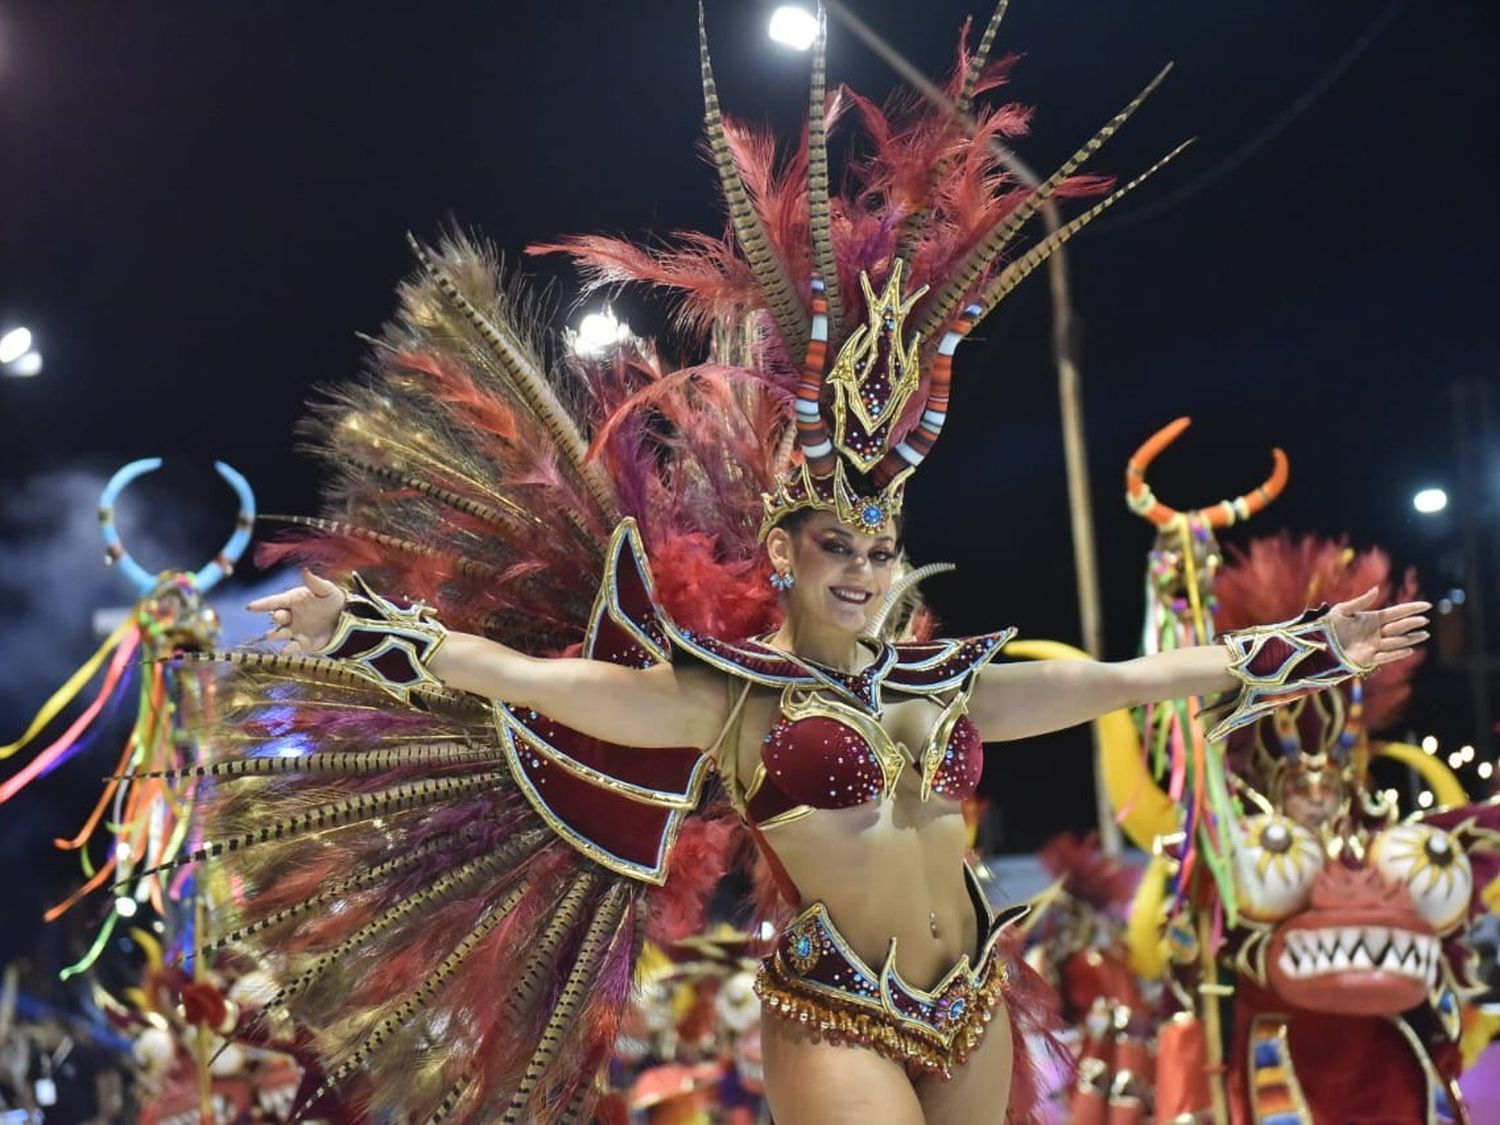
xmin=180 ymin=517 xmax=739 ymax=1124
xmin=164 ymin=237 xmax=776 ymax=1123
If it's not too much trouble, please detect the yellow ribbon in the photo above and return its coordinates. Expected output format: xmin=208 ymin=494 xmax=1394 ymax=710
xmin=0 ymin=617 xmax=136 ymax=761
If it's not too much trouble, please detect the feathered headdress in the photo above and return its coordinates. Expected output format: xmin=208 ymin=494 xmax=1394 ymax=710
xmin=540 ymin=4 xmax=1188 ymax=537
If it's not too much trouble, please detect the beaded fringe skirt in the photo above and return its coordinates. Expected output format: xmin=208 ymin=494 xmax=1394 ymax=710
xmin=755 ymin=867 xmax=1026 ymax=1079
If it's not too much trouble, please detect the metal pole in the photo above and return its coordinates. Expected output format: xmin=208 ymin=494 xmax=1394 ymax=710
xmin=824 ymin=0 xmax=1121 ymax=853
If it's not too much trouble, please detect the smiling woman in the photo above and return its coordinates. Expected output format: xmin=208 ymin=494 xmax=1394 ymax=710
xmin=117 ymin=5 xmax=1435 ymax=1124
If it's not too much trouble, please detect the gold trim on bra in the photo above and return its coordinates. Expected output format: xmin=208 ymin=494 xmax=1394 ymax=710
xmin=755 ymin=684 xmax=975 ymax=824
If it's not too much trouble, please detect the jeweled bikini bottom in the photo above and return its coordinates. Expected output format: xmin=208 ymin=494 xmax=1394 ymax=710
xmin=755 ymin=865 xmax=1028 ymax=1079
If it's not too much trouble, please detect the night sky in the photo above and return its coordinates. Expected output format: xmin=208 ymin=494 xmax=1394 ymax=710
xmin=1 ymin=1 xmax=1497 ymax=966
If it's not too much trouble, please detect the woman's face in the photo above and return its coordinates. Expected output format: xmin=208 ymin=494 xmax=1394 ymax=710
xmin=769 ymin=509 xmax=899 ymax=635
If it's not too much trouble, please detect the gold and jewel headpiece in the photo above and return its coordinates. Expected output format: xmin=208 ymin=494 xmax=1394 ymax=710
xmin=760 ymin=261 xmax=980 ymax=537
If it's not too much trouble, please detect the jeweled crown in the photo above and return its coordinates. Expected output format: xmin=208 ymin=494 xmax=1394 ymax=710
xmin=760 ymin=261 xmax=981 ymax=538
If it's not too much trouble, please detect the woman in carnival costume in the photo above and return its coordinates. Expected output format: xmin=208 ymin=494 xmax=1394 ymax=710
xmin=153 ymin=7 xmax=1428 ymax=1123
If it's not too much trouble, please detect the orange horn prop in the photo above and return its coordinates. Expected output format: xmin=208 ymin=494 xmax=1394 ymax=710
xmin=1124 ymin=416 xmax=1192 ymax=527
xmin=1125 ymin=416 xmax=1290 ymax=530
xmin=1199 ymin=446 xmax=1289 ymax=529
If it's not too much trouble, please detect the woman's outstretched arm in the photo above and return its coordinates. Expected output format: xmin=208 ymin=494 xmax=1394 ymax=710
xmin=433 ymin=633 xmax=728 ymax=749
xmin=248 ymin=569 xmax=730 ymax=750
xmin=966 ymin=588 xmax=1430 ymax=743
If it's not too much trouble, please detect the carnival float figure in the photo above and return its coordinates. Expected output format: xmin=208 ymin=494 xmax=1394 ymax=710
xmin=1107 ymin=423 xmax=1491 ymax=1123
xmin=1016 ymin=418 xmax=1290 ymax=1123
xmin=1203 ymin=534 xmax=1497 ymax=1125
xmin=109 ymin=8 xmax=1427 ymax=1123
xmin=118 ymin=930 xmax=306 ymax=1125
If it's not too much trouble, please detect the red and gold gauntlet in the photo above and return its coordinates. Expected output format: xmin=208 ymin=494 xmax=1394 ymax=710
xmin=1205 ymin=607 xmax=1373 ymax=742
xmin=313 ymin=574 xmax=449 ymax=704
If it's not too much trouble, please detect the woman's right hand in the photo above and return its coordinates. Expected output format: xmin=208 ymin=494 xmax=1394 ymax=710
xmin=247 ymin=569 xmax=346 ymax=655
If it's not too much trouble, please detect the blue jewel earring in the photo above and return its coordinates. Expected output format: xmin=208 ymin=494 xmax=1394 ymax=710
xmin=770 ymin=568 xmax=796 ymax=592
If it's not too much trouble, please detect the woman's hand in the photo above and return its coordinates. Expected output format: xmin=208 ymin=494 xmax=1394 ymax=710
xmin=247 ymin=570 xmax=346 ymax=655
xmin=1328 ymin=587 xmax=1431 ymax=672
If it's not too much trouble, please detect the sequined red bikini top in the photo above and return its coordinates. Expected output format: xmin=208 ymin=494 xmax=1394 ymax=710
xmin=692 ymin=637 xmax=1004 ymax=828
xmin=747 ymin=699 xmax=981 ymax=826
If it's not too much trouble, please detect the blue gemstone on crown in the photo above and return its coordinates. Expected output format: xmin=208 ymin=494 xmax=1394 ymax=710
xmin=862 ymin=503 xmax=884 ymax=527
xmin=795 ymin=935 xmax=813 ymax=958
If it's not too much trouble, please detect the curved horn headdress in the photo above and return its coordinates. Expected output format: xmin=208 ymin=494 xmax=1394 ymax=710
xmin=1125 ymin=416 xmax=1288 ymax=530
xmin=99 ymin=459 xmax=257 ymax=595
xmin=866 ymin=560 xmax=956 ymax=640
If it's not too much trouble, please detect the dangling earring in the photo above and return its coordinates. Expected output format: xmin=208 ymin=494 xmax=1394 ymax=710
xmin=770 ymin=567 xmax=796 ymax=592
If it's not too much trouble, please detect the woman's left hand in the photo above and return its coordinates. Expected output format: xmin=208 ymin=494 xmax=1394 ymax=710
xmin=1328 ymin=587 xmax=1431 ymax=672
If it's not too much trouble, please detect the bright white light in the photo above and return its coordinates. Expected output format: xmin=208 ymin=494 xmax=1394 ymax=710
xmin=114 ymin=895 xmax=139 ymax=918
xmin=1461 ymin=744 xmax=1475 ymax=762
xmin=7 ymin=351 xmax=42 ymax=377
xmin=571 ymin=309 xmax=630 ymax=358
xmin=769 ymin=6 xmax=818 ymax=51
xmin=1421 ymin=735 xmax=1439 ymax=754
xmin=1448 ymin=752 xmax=1464 ymax=769
xmin=757 ymin=920 xmax=775 ymax=940
xmin=0 ymin=327 xmax=31 ymax=364
xmin=1418 ymin=790 xmax=1434 ymax=809
xmin=1479 ymin=762 xmax=1494 ymax=780
xmin=1413 ymin=488 xmax=1448 ymax=515
xmin=1383 ymin=788 xmax=1399 ymax=804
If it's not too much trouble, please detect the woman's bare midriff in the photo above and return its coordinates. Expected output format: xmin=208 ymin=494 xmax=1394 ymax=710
xmin=763 ymin=797 xmax=980 ymax=991
xmin=727 ymin=684 xmax=986 ymax=992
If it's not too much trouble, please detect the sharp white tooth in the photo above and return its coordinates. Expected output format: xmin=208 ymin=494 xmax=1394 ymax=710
xmin=1381 ymin=947 xmax=1403 ymax=972
xmin=1315 ymin=949 xmax=1332 ymax=974
xmin=1278 ymin=951 xmax=1297 ymax=979
xmin=1392 ymin=931 xmax=1412 ymax=957
xmin=1351 ymin=944 xmax=1374 ymax=970
xmin=1286 ymin=932 xmax=1304 ymax=958
xmin=1367 ymin=926 xmax=1390 ymax=957
xmin=1332 ymin=945 xmax=1352 ymax=971
xmin=1341 ymin=927 xmax=1361 ymax=953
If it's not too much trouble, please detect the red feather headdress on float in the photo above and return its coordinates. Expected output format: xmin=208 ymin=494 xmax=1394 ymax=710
xmin=1214 ymin=532 xmax=1421 ymax=796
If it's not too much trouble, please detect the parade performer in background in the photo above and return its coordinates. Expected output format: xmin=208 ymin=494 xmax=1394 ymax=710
xmin=1016 ymin=417 xmax=1290 ymax=1122
xmin=132 ymin=7 xmax=1427 ymax=1123
xmin=0 ymin=458 xmax=270 ymax=1121
xmin=1024 ymin=832 xmax=1150 ymax=1124
xmin=0 ymin=458 xmax=254 ymax=974
xmin=1121 ymin=417 xmax=1290 ymax=1122
xmin=612 ymin=927 xmax=766 ymax=1124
